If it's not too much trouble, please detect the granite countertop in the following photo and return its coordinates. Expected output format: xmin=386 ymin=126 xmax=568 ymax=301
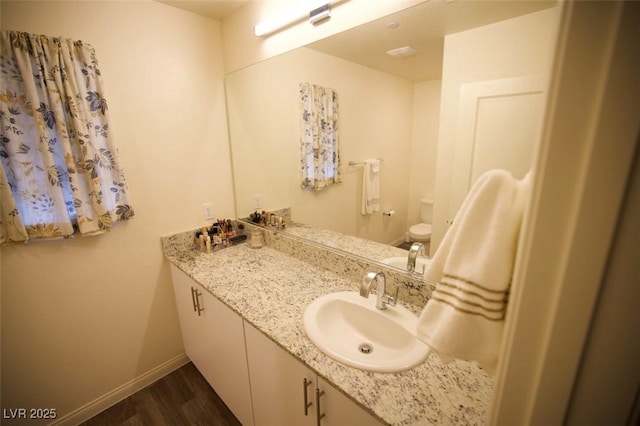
xmin=283 ymin=222 xmax=410 ymax=261
xmin=162 ymin=232 xmax=493 ymax=425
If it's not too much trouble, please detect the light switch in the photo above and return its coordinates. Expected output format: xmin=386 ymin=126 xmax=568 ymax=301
xmin=202 ymin=202 xmax=214 ymax=221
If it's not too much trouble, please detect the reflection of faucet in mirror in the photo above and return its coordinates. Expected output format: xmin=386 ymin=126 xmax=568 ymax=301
xmin=360 ymin=271 xmax=398 ymax=310
xmin=407 ymin=242 xmax=425 ymax=274
xmin=226 ymin=2 xmax=557 ymax=274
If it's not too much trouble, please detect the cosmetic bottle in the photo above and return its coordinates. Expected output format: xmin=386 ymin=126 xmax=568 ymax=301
xmin=250 ymin=228 xmax=264 ymax=249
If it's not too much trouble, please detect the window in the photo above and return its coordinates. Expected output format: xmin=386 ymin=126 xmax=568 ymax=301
xmin=299 ymin=82 xmax=341 ymax=191
xmin=0 ymin=31 xmax=134 ymax=245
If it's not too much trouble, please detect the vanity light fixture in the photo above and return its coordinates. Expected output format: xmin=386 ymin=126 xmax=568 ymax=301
xmin=254 ymin=0 xmax=335 ymax=37
xmin=309 ymin=3 xmax=331 ymax=25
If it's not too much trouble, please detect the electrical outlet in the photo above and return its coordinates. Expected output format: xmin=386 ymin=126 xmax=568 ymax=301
xmin=202 ymin=202 xmax=214 ymax=221
xmin=254 ymin=194 xmax=262 ymax=209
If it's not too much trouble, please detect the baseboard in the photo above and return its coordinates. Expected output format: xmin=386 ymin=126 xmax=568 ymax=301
xmin=51 ymin=352 xmax=189 ymax=426
xmin=387 ymin=235 xmax=407 ymax=247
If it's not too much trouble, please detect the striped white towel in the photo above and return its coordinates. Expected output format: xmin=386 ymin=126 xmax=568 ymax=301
xmin=416 ymin=169 xmax=531 ymax=375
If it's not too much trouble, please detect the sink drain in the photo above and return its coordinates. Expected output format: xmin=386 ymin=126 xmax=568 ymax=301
xmin=358 ymin=343 xmax=373 ymax=354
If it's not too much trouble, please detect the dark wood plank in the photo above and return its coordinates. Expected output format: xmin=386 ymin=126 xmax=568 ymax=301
xmin=81 ymin=362 xmax=241 ymax=425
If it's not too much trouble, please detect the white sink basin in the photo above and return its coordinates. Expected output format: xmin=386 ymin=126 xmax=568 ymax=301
xmin=381 ymin=256 xmax=430 ymax=273
xmin=303 ymin=291 xmax=431 ymax=372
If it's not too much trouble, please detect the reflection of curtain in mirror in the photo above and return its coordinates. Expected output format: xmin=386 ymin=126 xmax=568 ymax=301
xmin=299 ymin=82 xmax=341 ymax=191
xmin=0 ymin=31 xmax=135 ymax=245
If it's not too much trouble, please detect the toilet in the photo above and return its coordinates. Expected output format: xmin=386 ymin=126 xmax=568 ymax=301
xmin=408 ymin=199 xmax=433 ymax=243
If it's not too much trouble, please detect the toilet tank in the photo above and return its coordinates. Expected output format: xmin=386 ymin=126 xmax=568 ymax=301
xmin=420 ymin=198 xmax=434 ymax=223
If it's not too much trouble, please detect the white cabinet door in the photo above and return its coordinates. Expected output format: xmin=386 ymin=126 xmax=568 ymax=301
xmin=169 ymin=265 xmax=254 ymax=426
xmin=245 ymin=321 xmax=382 ymax=426
xmin=170 ymin=265 xmax=205 ymax=364
xmin=245 ymin=321 xmax=316 ymax=426
xmin=317 ymin=376 xmax=383 ymax=426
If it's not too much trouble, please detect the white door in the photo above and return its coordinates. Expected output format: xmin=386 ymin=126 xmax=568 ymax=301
xmin=447 ymin=76 xmax=546 ymax=225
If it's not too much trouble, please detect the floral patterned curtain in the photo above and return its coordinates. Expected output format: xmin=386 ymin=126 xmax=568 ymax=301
xmin=0 ymin=31 xmax=134 ymax=245
xmin=299 ymin=82 xmax=341 ymax=191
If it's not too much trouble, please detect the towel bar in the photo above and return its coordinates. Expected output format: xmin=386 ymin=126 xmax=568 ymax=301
xmin=348 ymin=158 xmax=384 ymax=166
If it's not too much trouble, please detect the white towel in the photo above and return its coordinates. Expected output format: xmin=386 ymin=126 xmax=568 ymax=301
xmin=361 ymin=159 xmax=380 ymax=215
xmin=416 ymin=169 xmax=531 ymax=375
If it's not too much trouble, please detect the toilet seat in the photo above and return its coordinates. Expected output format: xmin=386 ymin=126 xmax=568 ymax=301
xmin=409 ymin=223 xmax=432 ymax=241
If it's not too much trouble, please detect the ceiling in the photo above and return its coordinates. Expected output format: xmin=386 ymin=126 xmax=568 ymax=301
xmin=155 ymin=0 xmax=249 ymax=20
xmin=155 ymin=0 xmax=556 ymax=82
xmin=307 ymin=0 xmax=556 ymax=82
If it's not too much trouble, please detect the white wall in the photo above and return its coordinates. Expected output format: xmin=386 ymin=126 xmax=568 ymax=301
xmin=0 ymin=1 xmax=3 ymax=412
xmin=407 ymin=80 xmax=441 ymax=234
xmin=431 ymin=8 xmax=557 ymax=250
xmin=1 ymin=1 xmax=234 ymax=422
xmin=227 ymin=47 xmax=415 ymax=245
xmin=0 ymin=0 xmax=3 ymax=403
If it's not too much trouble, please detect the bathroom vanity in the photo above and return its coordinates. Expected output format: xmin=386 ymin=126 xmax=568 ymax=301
xmin=162 ymin=226 xmax=493 ymax=425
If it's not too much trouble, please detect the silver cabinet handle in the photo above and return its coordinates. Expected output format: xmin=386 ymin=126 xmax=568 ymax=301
xmin=190 ymin=287 xmax=198 ymax=312
xmin=303 ymin=378 xmax=313 ymax=416
xmin=194 ymin=289 xmax=204 ymax=316
xmin=315 ymin=388 xmax=325 ymax=425
xmin=191 ymin=287 xmax=204 ymax=316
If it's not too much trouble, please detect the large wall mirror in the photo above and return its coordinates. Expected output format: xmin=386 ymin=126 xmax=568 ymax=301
xmin=226 ymin=0 xmax=558 ymax=272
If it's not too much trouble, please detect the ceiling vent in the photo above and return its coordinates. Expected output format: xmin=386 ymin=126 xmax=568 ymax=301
xmin=385 ymin=46 xmax=418 ymax=58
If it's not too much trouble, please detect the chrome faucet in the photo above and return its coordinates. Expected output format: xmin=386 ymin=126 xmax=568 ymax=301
xmin=407 ymin=242 xmax=425 ymax=274
xmin=359 ymin=271 xmax=398 ymax=310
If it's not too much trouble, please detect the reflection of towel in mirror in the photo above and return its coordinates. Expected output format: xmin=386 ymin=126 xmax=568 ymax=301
xmin=361 ymin=159 xmax=380 ymax=215
xmin=416 ymin=169 xmax=531 ymax=375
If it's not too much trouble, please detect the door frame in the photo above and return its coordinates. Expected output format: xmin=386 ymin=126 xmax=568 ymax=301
xmin=491 ymin=1 xmax=639 ymax=424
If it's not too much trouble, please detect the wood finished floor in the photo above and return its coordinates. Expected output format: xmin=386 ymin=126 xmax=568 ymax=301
xmin=81 ymin=362 xmax=241 ymax=426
